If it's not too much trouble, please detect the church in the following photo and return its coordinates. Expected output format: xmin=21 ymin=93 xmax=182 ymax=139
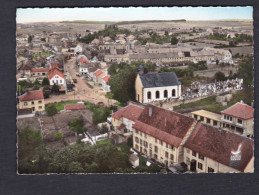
xmin=135 ymin=66 xmax=182 ymax=104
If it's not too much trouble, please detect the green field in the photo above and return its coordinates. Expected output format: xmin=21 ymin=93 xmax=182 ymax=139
xmin=46 ymin=100 xmax=77 ymax=112
xmin=32 ymin=51 xmax=53 ymax=58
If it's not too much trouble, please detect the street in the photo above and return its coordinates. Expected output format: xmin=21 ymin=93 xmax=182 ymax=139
xmin=45 ymin=57 xmax=115 ymax=106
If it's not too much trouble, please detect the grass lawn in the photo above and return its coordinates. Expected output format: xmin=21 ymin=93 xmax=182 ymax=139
xmin=114 ymin=101 xmax=126 ymax=106
xmin=46 ymin=100 xmax=77 ymax=112
xmin=32 ymin=51 xmax=53 ymax=58
xmin=179 ymin=76 xmax=208 ymax=87
xmin=174 ymin=89 xmax=253 ymax=114
xmin=96 ymin=139 xmax=112 ymax=146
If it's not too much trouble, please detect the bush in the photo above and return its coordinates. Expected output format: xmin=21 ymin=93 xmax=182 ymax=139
xmin=214 ymin=71 xmax=226 ymax=81
xmin=46 ymin=104 xmax=58 ymax=116
xmin=69 ymin=118 xmax=86 ymax=133
xmin=54 ymin=132 xmax=63 ymax=141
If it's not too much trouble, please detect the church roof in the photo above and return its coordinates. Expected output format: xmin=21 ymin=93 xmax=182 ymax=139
xmin=139 ymin=72 xmax=181 ymax=88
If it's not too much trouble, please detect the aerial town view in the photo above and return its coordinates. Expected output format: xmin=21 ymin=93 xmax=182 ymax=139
xmin=16 ymin=7 xmax=254 ymax=174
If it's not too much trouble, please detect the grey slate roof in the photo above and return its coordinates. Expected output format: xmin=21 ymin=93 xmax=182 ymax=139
xmin=139 ymin=72 xmax=181 ymax=88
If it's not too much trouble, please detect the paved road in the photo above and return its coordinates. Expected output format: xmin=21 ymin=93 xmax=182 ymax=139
xmin=45 ymin=57 xmax=115 ymax=106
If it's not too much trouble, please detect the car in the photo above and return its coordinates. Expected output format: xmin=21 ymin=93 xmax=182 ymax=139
xmin=73 ymin=79 xmax=77 ymax=83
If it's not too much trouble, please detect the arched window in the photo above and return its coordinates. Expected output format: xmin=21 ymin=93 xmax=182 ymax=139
xmin=172 ymin=89 xmax=176 ymax=97
xmin=147 ymin=91 xmax=151 ymax=99
xmin=164 ymin=90 xmax=168 ymax=98
xmin=156 ymin=91 xmax=160 ymax=99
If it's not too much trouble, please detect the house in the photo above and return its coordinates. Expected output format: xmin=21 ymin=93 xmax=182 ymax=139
xmin=135 ymin=68 xmax=182 ymax=103
xmin=132 ymin=105 xmax=196 ymax=166
xmin=221 ymin=102 xmax=254 ymax=136
xmin=129 ymin=153 xmax=139 ymax=167
xmin=191 ymin=101 xmax=254 ymax=137
xmin=48 ymin=68 xmax=66 ymax=86
xmin=202 ymin=47 xmax=233 ymax=64
xmin=30 ymin=68 xmax=50 ymax=82
xmin=102 ymin=75 xmax=111 ymax=92
xmin=64 ymin=104 xmax=85 ymax=111
xmin=111 ymin=105 xmax=144 ymax=134
xmin=92 ymin=69 xmax=106 ymax=84
xmin=18 ymin=89 xmax=45 ymax=112
xmin=183 ymin=123 xmax=254 ymax=173
xmin=77 ymin=55 xmax=91 ymax=76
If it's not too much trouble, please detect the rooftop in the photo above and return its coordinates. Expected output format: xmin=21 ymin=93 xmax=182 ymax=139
xmin=184 ymin=123 xmax=254 ymax=172
xmin=48 ymin=68 xmax=65 ymax=79
xmin=133 ymin=105 xmax=195 ymax=147
xmin=93 ymin=69 xmax=104 ymax=77
xmin=192 ymin=110 xmax=221 ymax=121
xmin=221 ymin=102 xmax=254 ymax=120
xmin=64 ymin=104 xmax=85 ymax=111
xmin=18 ymin=90 xmax=44 ymax=101
xmin=112 ymin=105 xmax=144 ymax=122
xmin=102 ymin=75 xmax=110 ymax=83
xmin=139 ymin=72 xmax=181 ymax=88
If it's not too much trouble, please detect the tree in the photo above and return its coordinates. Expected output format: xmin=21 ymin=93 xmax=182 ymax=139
xmin=165 ymin=31 xmax=169 ymax=36
xmin=171 ymin=36 xmax=178 ymax=45
xmin=40 ymin=38 xmax=46 ymax=42
xmin=237 ymin=57 xmax=253 ymax=86
xmin=52 ymin=83 xmax=59 ymax=94
xmin=214 ymin=71 xmax=226 ymax=81
xmin=42 ymin=77 xmax=50 ymax=86
xmin=43 ymin=90 xmax=50 ymax=98
xmin=46 ymin=104 xmax=58 ymax=116
xmin=54 ymin=132 xmax=63 ymax=141
xmin=68 ymin=161 xmax=84 ymax=173
xmin=28 ymin=36 xmax=32 ymax=43
xmin=69 ymin=118 xmax=86 ymax=133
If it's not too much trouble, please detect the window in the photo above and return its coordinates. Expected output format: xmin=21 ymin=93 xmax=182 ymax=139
xmin=160 ymin=140 xmax=163 ymax=146
xmin=38 ymin=100 xmax=42 ymax=104
xmin=172 ymin=89 xmax=176 ymax=97
xmin=166 ymin=144 xmax=168 ymax=148
xmin=154 ymin=154 xmax=158 ymax=160
xmin=206 ymin=118 xmax=210 ymax=124
xmin=144 ymin=141 xmax=148 ymax=147
xmin=208 ymin=167 xmax=214 ymax=173
xmin=140 ymin=132 xmax=142 ymax=136
xmin=24 ymin=102 xmax=27 ymax=106
xmin=156 ymin=91 xmax=160 ymax=99
xmin=135 ymin=137 xmax=139 ymax=143
xmin=192 ymin=151 xmax=196 ymax=157
xmin=213 ymin=120 xmax=217 ymax=126
xmin=31 ymin=101 xmax=34 ymax=105
xmin=237 ymin=119 xmax=243 ymax=125
xmin=155 ymin=138 xmax=157 ymax=143
xmin=39 ymin=106 xmax=42 ymax=109
xmin=165 ymin=152 xmax=168 ymax=158
xmin=186 ymin=157 xmax=190 ymax=164
xmin=135 ymin=144 xmax=139 ymax=150
xmin=149 ymin=143 xmax=152 ymax=149
xmin=200 ymin=116 xmax=204 ymax=121
xmin=144 ymin=134 xmax=147 ymax=139
xmin=32 ymin=107 xmax=35 ymax=111
xmin=164 ymin=90 xmax=168 ymax=98
xmin=198 ymin=154 xmax=204 ymax=160
xmin=140 ymin=139 xmax=142 ymax=145
xmin=135 ymin=130 xmax=139 ymax=134
xmin=155 ymin=146 xmax=158 ymax=153
xmin=147 ymin=91 xmax=151 ymax=99
xmin=198 ymin=162 xmax=203 ymax=170
xmin=186 ymin=149 xmax=190 ymax=154
xmin=171 ymin=145 xmax=174 ymax=151
xmin=42 ymin=73 xmax=45 ymax=76
xmin=170 ymin=154 xmax=174 ymax=161
xmin=194 ymin=114 xmax=198 ymax=120
xmin=60 ymin=80 xmax=62 ymax=83
xmin=144 ymin=149 xmax=147 ymax=154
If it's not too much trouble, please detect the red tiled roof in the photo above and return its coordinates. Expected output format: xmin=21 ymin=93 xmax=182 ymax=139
xmin=64 ymin=104 xmax=85 ymax=111
xmin=102 ymin=75 xmax=110 ymax=82
xmin=184 ymin=123 xmax=254 ymax=172
xmin=133 ymin=105 xmax=196 ymax=147
xmin=48 ymin=68 xmax=65 ymax=79
xmin=221 ymin=103 xmax=254 ymax=120
xmin=78 ymin=57 xmax=90 ymax=64
xmin=31 ymin=68 xmax=50 ymax=73
xmin=112 ymin=105 xmax=144 ymax=122
xmin=21 ymin=65 xmax=31 ymax=71
xmin=51 ymin=62 xmax=63 ymax=69
xmin=18 ymin=90 xmax=44 ymax=101
xmin=93 ymin=69 xmax=104 ymax=77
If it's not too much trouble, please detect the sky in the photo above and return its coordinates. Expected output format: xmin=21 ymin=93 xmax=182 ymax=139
xmin=17 ymin=7 xmax=253 ymax=23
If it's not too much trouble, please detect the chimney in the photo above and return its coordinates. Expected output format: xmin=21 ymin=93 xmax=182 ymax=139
xmin=138 ymin=65 xmax=144 ymax=75
xmin=149 ymin=105 xmax=153 ymax=117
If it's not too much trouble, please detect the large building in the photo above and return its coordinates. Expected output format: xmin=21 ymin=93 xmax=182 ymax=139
xmin=135 ymin=70 xmax=182 ymax=103
xmin=18 ymin=89 xmax=45 ymax=112
xmin=183 ymin=123 xmax=254 ymax=173
xmin=132 ymin=105 xmax=196 ymax=166
xmin=191 ymin=101 xmax=254 ymax=137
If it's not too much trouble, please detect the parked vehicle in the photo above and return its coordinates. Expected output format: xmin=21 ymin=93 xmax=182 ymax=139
xmin=73 ymin=79 xmax=77 ymax=83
